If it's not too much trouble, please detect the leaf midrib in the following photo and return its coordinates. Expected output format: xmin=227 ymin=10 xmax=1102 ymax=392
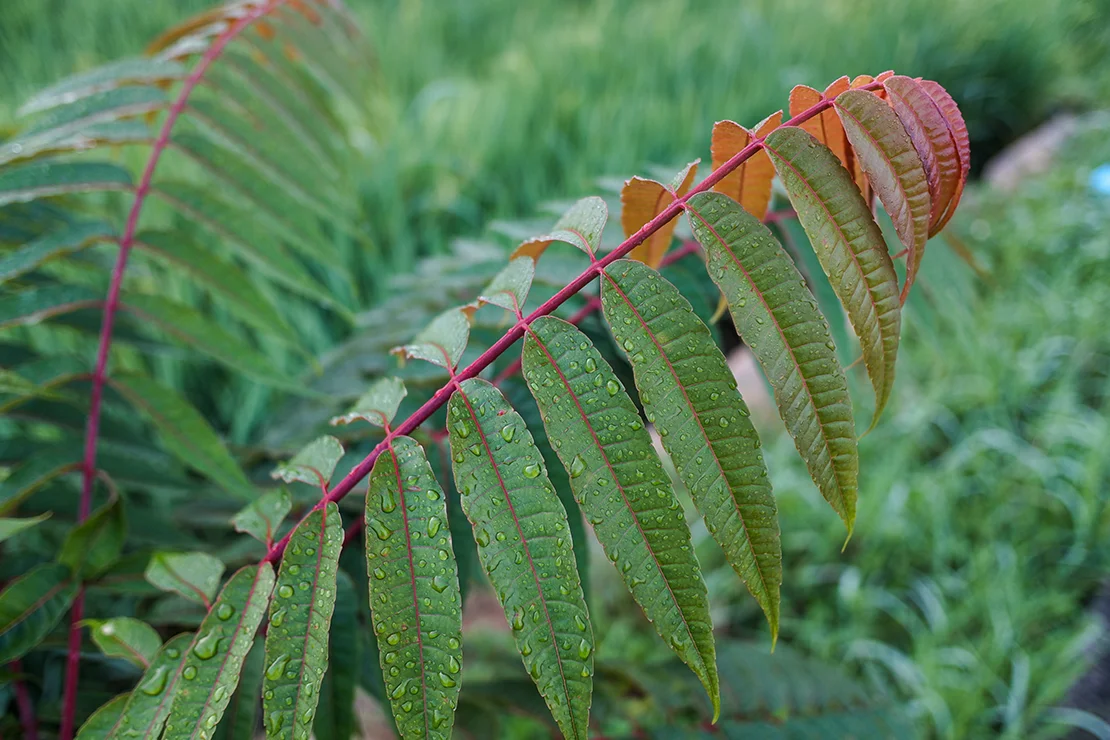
xmin=0 ymin=572 xmax=72 ymax=640
xmin=601 ymin=269 xmax=772 ymax=602
xmin=456 ymin=386 xmax=579 ymax=740
xmin=526 ymin=327 xmax=707 ymax=677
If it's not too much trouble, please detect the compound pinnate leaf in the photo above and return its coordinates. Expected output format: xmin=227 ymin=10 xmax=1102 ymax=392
xmin=88 ymin=617 xmax=162 ymax=669
xmin=686 ymin=192 xmax=858 ymax=530
xmin=313 ymin=572 xmax=359 ymax=740
xmin=917 ymin=79 xmax=970 ymax=235
xmin=513 ymin=196 xmax=608 ymax=261
xmin=710 ymin=112 xmax=782 ymax=221
xmin=622 ymin=161 xmax=698 ymax=268
xmin=468 ymin=256 xmax=535 ymax=316
xmin=262 ymin=503 xmax=342 ymax=739
xmin=112 ymin=373 xmax=255 ymax=501
xmin=881 ymin=76 xmax=962 ymax=237
xmin=366 ymin=437 xmax=463 ymax=739
xmin=58 ymin=493 xmax=126 ymax=578
xmin=272 ymin=435 xmax=344 ymax=488
xmin=0 ymin=160 xmax=133 ymax=206
xmin=232 ymin=489 xmax=292 ymax=546
xmin=600 ymin=259 xmax=781 ymax=638
xmin=163 ymin=564 xmax=276 ymax=738
xmin=331 ymin=376 xmax=407 ymax=428
xmin=0 ymin=562 xmax=77 ymax=663
xmin=77 ymin=693 xmax=129 ymax=740
xmin=763 ymin=126 xmax=901 ymax=427
xmin=145 ymin=551 xmax=226 ymax=608
xmin=834 ymin=89 xmax=930 ymax=303
xmin=521 ymin=316 xmax=718 ymax=714
xmin=108 ymin=633 xmax=193 ymax=740
xmin=392 ymin=309 xmax=470 ymax=371
xmin=448 ymin=379 xmax=593 ymax=740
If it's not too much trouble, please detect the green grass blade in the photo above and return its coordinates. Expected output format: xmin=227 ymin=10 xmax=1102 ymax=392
xmin=600 ymin=259 xmax=781 ymax=639
xmin=365 ymin=436 xmax=463 ymax=739
xmin=448 ymin=378 xmax=593 ymax=740
xmin=0 ymin=563 xmax=77 ymax=663
xmin=521 ymin=315 xmax=719 ymax=715
xmin=313 ymin=571 xmax=360 ymax=740
xmin=764 ymin=127 xmax=902 ymax=427
xmin=163 ymin=564 xmax=276 ymax=738
xmin=262 ymin=503 xmax=343 ymax=739
xmin=686 ymin=191 xmax=859 ymax=530
xmin=108 ymin=633 xmax=194 ymax=739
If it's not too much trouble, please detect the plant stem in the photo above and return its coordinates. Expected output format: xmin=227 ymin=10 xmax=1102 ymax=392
xmin=263 ymin=82 xmax=880 ymax=565
xmin=12 ymin=660 xmax=38 ymax=740
xmin=61 ymin=4 xmax=288 ymax=738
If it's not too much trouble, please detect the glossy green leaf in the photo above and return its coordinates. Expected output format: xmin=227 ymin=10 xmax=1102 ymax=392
xmin=448 ymin=378 xmax=592 ymax=740
xmin=111 ymin=373 xmax=255 ymax=501
xmin=0 ymin=284 xmax=102 ymax=330
xmin=331 ymin=376 xmax=407 ymax=428
xmin=58 ymin=493 xmax=127 ymax=578
xmin=0 ymin=220 xmax=114 ymax=283
xmin=366 ymin=436 xmax=463 ymax=739
xmin=834 ymin=89 xmax=930 ymax=303
xmin=314 ymin=571 xmax=359 ymax=740
xmin=513 ymin=196 xmax=608 ymax=261
xmin=0 ymin=449 xmax=79 ymax=514
xmin=232 ymin=489 xmax=292 ymax=546
xmin=121 ymin=292 xmax=304 ymax=392
xmin=87 ymin=617 xmax=162 ymax=669
xmin=470 ymin=256 xmax=535 ymax=315
xmin=163 ymin=564 xmax=276 ymax=737
xmin=19 ymin=57 xmax=186 ymax=115
xmin=0 ymin=160 xmax=132 ymax=205
xmin=262 ymin=503 xmax=342 ymax=738
xmin=0 ymin=563 xmax=77 ymax=662
xmin=764 ymin=126 xmax=902 ymax=426
xmin=144 ymin=551 xmax=226 ymax=607
xmin=521 ymin=315 xmax=718 ymax=713
xmin=600 ymin=259 xmax=781 ymax=638
xmin=107 ymin=633 xmax=193 ymax=740
xmin=272 ymin=435 xmax=344 ymax=488
xmin=213 ymin=639 xmax=265 ymax=740
xmin=77 ymin=693 xmax=130 ymax=739
xmin=392 ymin=309 xmax=470 ymax=370
xmin=135 ymin=229 xmax=297 ymax=344
xmin=686 ymin=192 xmax=859 ymax=529
xmin=0 ymin=513 xmax=50 ymax=543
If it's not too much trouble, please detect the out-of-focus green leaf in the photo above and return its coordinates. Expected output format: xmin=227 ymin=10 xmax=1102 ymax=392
xmin=144 ymin=551 xmax=225 ymax=607
xmin=59 ymin=493 xmax=127 ymax=578
xmin=0 ymin=220 xmax=114 ymax=283
xmin=0 ymin=513 xmax=51 ymax=543
xmin=87 ymin=617 xmax=162 ymax=669
xmin=0 ymin=160 xmax=133 ymax=206
xmin=271 ymin=435 xmax=345 ymax=488
xmin=0 ymin=562 xmax=77 ymax=663
xmin=231 ymin=489 xmax=292 ymax=546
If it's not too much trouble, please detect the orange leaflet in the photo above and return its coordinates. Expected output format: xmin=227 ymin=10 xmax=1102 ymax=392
xmin=255 ymin=20 xmax=277 ymax=41
xmin=710 ymin=111 xmax=782 ymax=220
xmin=622 ymin=161 xmax=699 ymax=268
xmin=146 ymin=8 xmax=230 ymax=54
xmin=790 ymin=77 xmax=870 ymax=202
xmin=917 ymin=79 xmax=970 ymax=235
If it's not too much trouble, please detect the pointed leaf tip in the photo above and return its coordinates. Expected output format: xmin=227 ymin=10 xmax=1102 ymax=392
xmin=622 ymin=160 xmax=699 ymax=268
xmin=512 ymin=196 xmax=608 ymax=261
xmin=391 ymin=309 xmax=470 ymax=371
xmin=331 ymin=376 xmax=407 ymax=428
xmin=272 ymin=435 xmax=344 ymax=487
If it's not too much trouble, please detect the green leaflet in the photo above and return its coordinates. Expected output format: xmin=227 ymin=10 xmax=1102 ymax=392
xmin=834 ymin=89 xmax=931 ymax=303
xmin=23 ymin=85 xmax=166 ymax=141
xmin=0 ymin=448 xmax=79 ymax=514
xmin=763 ymin=126 xmax=902 ymax=426
xmin=472 ymin=257 xmax=536 ymax=315
xmin=145 ymin=552 xmax=226 ymax=607
xmin=111 ymin=373 xmax=255 ymax=501
xmin=121 ymin=292 xmax=305 ymax=393
xmin=163 ymin=564 xmax=276 ymax=738
xmin=0 ymin=513 xmax=51 ymax=543
xmin=366 ymin=436 xmax=463 ymax=739
xmin=0 ymin=562 xmax=77 ymax=663
xmin=0 ymin=160 xmax=133 ymax=206
xmin=272 ymin=436 xmax=345 ymax=488
xmin=448 ymin=379 xmax=593 ymax=740
xmin=18 ymin=57 xmax=186 ymax=115
xmin=262 ymin=503 xmax=343 ymax=738
xmin=232 ymin=489 xmax=292 ymax=546
xmin=213 ymin=640 xmax=264 ymax=740
xmin=521 ymin=316 xmax=719 ymax=714
xmin=77 ymin=693 xmax=130 ymax=739
xmin=0 ymin=284 xmax=102 ymax=330
xmin=392 ymin=309 xmax=471 ymax=370
xmin=313 ymin=571 xmax=360 ymax=740
xmin=108 ymin=633 xmax=194 ymax=739
xmin=0 ymin=121 xmax=151 ymax=167
xmin=58 ymin=494 xmax=127 ymax=578
xmin=514 ymin=196 xmax=608 ymax=261
xmin=0 ymin=220 xmax=114 ymax=283
xmin=600 ymin=259 xmax=781 ymax=638
xmin=331 ymin=376 xmax=407 ymax=427
xmin=87 ymin=617 xmax=162 ymax=669
xmin=686 ymin=192 xmax=859 ymax=529
xmin=135 ymin=229 xmax=297 ymax=345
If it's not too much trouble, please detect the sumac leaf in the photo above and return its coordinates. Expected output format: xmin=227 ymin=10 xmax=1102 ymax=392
xmin=391 ymin=309 xmax=470 ymax=371
xmin=313 ymin=571 xmax=359 ymax=740
xmin=108 ymin=633 xmax=194 ymax=739
xmin=144 ymin=551 xmax=225 ymax=607
xmin=513 ymin=196 xmax=608 ymax=262
xmin=0 ymin=562 xmax=77 ymax=663
xmin=271 ymin=435 xmax=344 ymax=488
xmin=622 ymin=161 xmax=698 ymax=268
xmin=232 ymin=489 xmax=292 ymax=547
xmin=710 ymin=112 xmax=782 ymax=221
xmin=331 ymin=376 xmax=406 ymax=428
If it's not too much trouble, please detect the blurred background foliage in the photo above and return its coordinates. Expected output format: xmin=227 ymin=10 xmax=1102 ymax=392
xmin=3 ymin=0 xmax=1110 ymax=737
